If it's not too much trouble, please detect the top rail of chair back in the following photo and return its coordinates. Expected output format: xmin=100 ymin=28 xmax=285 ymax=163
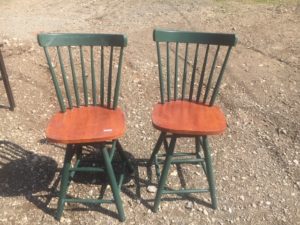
xmin=153 ymin=29 xmax=237 ymax=46
xmin=38 ymin=33 xmax=128 ymax=47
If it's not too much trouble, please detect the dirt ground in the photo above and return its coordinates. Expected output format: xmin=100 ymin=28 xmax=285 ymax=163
xmin=0 ymin=0 xmax=299 ymax=224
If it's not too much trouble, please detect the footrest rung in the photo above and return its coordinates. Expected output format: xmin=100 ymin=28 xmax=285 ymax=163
xmin=158 ymin=152 xmax=197 ymax=157
xmin=69 ymin=167 xmax=104 ymax=172
xmin=162 ymin=188 xmax=210 ymax=195
xmin=64 ymin=198 xmax=114 ymax=204
xmin=157 ymin=158 xmax=205 ymax=164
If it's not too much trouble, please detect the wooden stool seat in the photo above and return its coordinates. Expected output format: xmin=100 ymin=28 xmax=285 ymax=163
xmin=46 ymin=106 xmax=125 ymax=144
xmin=152 ymin=100 xmax=226 ymax=135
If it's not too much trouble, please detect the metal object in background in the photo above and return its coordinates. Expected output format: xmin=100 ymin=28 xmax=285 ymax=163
xmin=0 ymin=44 xmax=16 ymax=111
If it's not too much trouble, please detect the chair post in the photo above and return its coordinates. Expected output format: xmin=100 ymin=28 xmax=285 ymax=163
xmin=103 ymin=147 xmax=125 ymax=222
xmin=195 ymin=136 xmax=207 ymax=175
xmin=56 ymin=144 xmax=75 ymax=220
xmin=0 ymin=45 xmax=16 ymax=111
xmin=116 ymin=140 xmax=134 ymax=174
xmin=202 ymin=136 xmax=217 ymax=209
xmin=148 ymin=132 xmax=166 ymax=166
xmin=153 ymin=136 xmax=176 ymax=212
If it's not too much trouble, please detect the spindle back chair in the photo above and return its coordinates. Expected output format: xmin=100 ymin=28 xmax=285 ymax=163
xmin=148 ymin=29 xmax=237 ymax=212
xmin=38 ymin=33 xmax=131 ymax=222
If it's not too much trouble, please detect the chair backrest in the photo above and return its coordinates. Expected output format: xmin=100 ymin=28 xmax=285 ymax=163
xmin=38 ymin=33 xmax=127 ymax=112
xmin=153 ymin=29 xmax=237 ymax=106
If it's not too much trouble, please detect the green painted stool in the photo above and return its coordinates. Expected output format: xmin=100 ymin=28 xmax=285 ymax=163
xmin=38 ymin=33 xmax=132 ymax=222
xmin=148 ymin=29 xmax=237 ymax=212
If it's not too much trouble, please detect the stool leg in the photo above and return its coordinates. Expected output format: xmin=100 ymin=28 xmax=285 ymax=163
xmin=116 ymin=140 xmax=134 ymax=174
xmin=0 ymin=50 xmax=15 ymax=110
xmin=195 ymin=137 xmax=207 ymax=175
xmin=153 ymin=136 xmax=176 ymax=212
xmin=103 ymin=147 xmax=125 ymax=222
xmin=56 ymin=144 xmax=75 ymax=220
xmin=203 ymin=136 xmax=217 ymax=209
xmin=148 ymin=132 xmax=166 ymax=166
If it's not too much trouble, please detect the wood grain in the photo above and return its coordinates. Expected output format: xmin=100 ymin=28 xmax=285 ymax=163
xmin=152 ymin=100 xmax=226 ymax=135
xmin=46 ymin=106 xmax=125 ymax=144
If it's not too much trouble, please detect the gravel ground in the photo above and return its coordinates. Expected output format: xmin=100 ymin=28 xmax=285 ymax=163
xmin=0 ymin=0 xmax=299 ymax=224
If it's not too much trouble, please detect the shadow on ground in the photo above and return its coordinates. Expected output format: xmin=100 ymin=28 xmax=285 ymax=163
xmin=122 ymin=156 xmax=212 ymax=210
xmin=0 ymin=140 xmax=58 ymax=216
xmin=0 ymin=140 xmax=211 ymax=220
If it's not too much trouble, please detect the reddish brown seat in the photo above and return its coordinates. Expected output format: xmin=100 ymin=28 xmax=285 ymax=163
xmin=152 ymin=100 xmax=226 ymax=135
xmin=46 ymin=106 xmax=125 ymax=144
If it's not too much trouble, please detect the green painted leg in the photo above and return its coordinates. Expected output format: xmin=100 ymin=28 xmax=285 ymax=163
xmin=203 ymin=136 xmax=217 ymax=209
xmin=153 ymin=136 xmax=176 ymax=212
xmin=69 ymin=145 xmax=82 ymax=179
xmin=75 ymin=144 xmax=82 ymax=161
xmin=109 ymin=141 xmax=117 ymax=161
xmin=148 ymin=132 xmax=166 ymax=166
xmin=195 ymin=137 xmax=207 ymax=175
xmin=56 ymin=144 xmax=75 ymax=220
xmin=116 ymin=140 xmax=134 ymax=174
xmin=103 ymin=148 xmax=125 ymax=222
xmin=163 ymin=136 xmax=169 ymax=152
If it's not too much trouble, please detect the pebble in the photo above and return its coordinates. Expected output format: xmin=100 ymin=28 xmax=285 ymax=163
xmin=185 ymin=201 xmax=193 ymax=209
xmin=31 ymin=156 xmax=39 ymax=163
xmin=259 ymin=201 xmax=264 ymax=206
xmin=239 ymin=195 xmax=245 ymax=201
xmin=277 ymin=127 xmax=287 ymax=135
xmin=147 ymin=185 xmax=157 ymax=193
xmin=170 ymin=170 xmax=178 ymax=176
xmin=61 ymin=218 xmax=71 ymax=223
